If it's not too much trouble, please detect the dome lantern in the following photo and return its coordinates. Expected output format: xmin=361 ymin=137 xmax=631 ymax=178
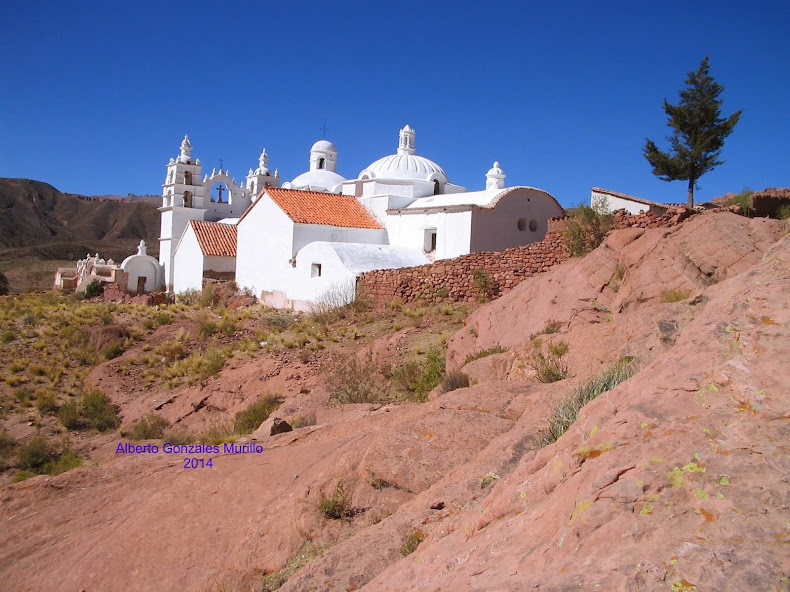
xmin=486 ymin=161 xmax=506 ymax=190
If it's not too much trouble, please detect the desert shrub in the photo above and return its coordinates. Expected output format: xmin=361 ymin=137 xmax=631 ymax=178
xmin=156 ymin=312 xmax=173 ymax=325
xmin=0 ymin=271 xmax=8 ymax=296
xmin=0 ymin=429 xmax=15 ymax=462
xmin=1 ymin=329 xmax=15 ymax=343
xmin=261 ymin=540 xmax=332 ymax=592
xmin=318 ymin=481 xmax=351 ymax=520
xmin=464 ymin=345 xmax=507 ymax=365
xmin=400 ymin=528 xmax=427 ymax=556
xmin=291 ymin=413 xmax=317 ymax=429
xmin=84 ymin=279 xmax=104 ymax=298
xmin=15 ymin=387 xmax=33 ymax=405
xmin=309 ymin=282 xmax=355 ymax=325
xmin=542 ymin=319 xmax=563 ymax=334
xmin=439 ymin=370 xmax=470 ymax=393
xmin=233 ymin=394 xmax=282 ymax=435
xmin=35 ymin=391 xmax=59 ymax=415
xmin=217 ymin=314 xmax=239 ymax=336
xmin=44 ymin=448 xmax=82 ymax=476
xmin=155 ymin=339 xmax=187 ymax=362
xmin=539 ymin=358 xmax=636 ymax=447
xmin=197 ymin=420 xmax=237 ymax=445
xmin=60 ymin=391 xmax=120 ymax=431
xmin=17 ymin=435 xmax=59 ymax=470
xmin=524 ymin=338 xmax=569 ymax=383
xmin=392 ymin=347 xmax=446 ymax=402
xmin=101 ymin=341 xmax=125 ymax=360
xmin=81 ymin=390 xmax=120 ymax=431
xmin=162 ymin=429 xmax=194 ymax=445
xmin=660 ymin=288 xmax=690 ymax=303
xmin=725 ymin=187 xmax=753 ymax=216
xmin=325 ymin=355 xmax=379 ymax=405
xmin=130 ymin=413 xmax=170 ymax=440
xmin=480 ymin=471 xmax=500 ymax=488
xmin=473 ymin=269 xmax=496 ymax=299
xmin=197 ymin=317 xmax=218 ymax=339
xmin=777 ymin=204 xmax=790 ymax=220
xmin=58 ymin=400 xmax=82 ymax=429
xmin=564 ymin=198 xmax=614 ymax=256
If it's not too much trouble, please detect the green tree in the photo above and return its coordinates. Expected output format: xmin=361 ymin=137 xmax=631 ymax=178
xmin=643 ymin=57 xmax=742 ymax=208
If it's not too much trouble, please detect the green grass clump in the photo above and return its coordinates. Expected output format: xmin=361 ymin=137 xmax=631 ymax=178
xmin=525 ymin=338 xmax=569 ymax=383
xmin=660 ymin=288 xmax=691 ymax=303
xmin=439 ymin=370 xmax=470 ymax=393
xmin=392 ymin=347 xmax=446 ymax=402
xmin=233 ymin=394 xmax=282 ymax=435
xmin=539 ymin=358 xmax=636 ymax=448
xmin=464 ymin=345 xmax=507 ymax=365
xmin=261 ymin=540 xmax=333 ymax=592
xmin=163 ymin=347 xmax=228 ymax=384
xmin=400 ymin=528 xmax=427 ymax=556
xmin=725 ymin=187 xmax=753 ymax=216
xmin=129 ymin=413 xmax=170 ymax=440
xmin=318 ymin=481 xmax=351 ymax=520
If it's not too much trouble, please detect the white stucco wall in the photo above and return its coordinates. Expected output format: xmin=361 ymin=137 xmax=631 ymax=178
xmin=235 ymin=197 xmax=296 ymax=297
xmin=120 ymin=255 xmax=165 ymax=293
xmin=159 ymin=206 xmax=207 ymax=289
xmin=292 ymin=224 xmax=387 ymax=256
xmin=591 ymin=189 xmax=647 ymax=215
xmin=470 ymin=188 xmax=565 ymax=252
xmin=173 ymin=226 xmax=206 ymax=294
xmin=387 ymin=210 xmax=472 ymax=260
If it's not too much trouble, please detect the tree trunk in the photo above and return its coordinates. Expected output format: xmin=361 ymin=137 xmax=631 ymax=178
xmin=687 ymin=178 xmax=695 ymax=208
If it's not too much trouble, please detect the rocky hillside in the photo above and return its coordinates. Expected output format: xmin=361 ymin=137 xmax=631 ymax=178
xmin=0 ymin=178 xmax=160 ymax=292
xmin=0 ymin=212 xmax=787 ymax=591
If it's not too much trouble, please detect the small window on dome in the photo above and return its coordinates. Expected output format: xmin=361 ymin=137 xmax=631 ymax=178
xmin=517 ymin=218 xmax=527 ymax=231
xmin=318 ymin=158 xmax=325 ymax=170
xmin=529 ymin=219 xmax=538 ymax=232
xmin=311 ymin=263 xmax=322 ymax=278
xmin=433 ymin=179 xmax=440 ymax=195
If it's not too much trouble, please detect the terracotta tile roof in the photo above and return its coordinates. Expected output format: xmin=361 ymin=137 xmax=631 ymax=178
xmin=190 ymin=220 xmax=237 ymax=257
xmin=264 ymin=187 xmax=384 ymax=229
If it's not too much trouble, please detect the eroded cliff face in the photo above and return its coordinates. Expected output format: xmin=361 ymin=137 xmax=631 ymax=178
xmin=1 ymin=213 xmax=787 ymax=592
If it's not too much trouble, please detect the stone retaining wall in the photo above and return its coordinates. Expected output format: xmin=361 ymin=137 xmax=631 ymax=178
xmin=358 ymin=206 xmax=696 ymax=305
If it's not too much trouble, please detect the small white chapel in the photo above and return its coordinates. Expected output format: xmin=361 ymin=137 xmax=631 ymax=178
xmin=160 ymin=126 xmax=564 ymax=309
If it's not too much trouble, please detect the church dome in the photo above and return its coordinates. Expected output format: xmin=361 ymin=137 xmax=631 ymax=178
xmin=359 ymin=125 xmax=449 ymax=183
xmin=311 ymin=140 xmax=337 ymax=153
xmin=362 ymin=153 xmax=447 ymax=182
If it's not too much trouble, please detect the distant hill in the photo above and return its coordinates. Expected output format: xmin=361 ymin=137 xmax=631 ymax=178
xmin=0 ymin=178 xmax=161 ymax=292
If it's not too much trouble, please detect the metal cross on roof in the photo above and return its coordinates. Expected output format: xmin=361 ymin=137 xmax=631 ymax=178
xmin=320 ymin=124 xmax=329 ymax=139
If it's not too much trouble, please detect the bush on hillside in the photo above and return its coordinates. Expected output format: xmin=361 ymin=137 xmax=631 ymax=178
xmin=564 ymin=196 xmax=614 ymax=256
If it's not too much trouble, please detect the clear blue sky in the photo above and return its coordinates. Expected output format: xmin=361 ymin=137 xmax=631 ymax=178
xmin=1 ymin=1 xmax=787 ymax=207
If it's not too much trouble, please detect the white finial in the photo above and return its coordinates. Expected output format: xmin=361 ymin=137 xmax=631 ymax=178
xmin=398 ymin=125 xmax=416 ymax=155
xmin=178 ymin=135 xmax=192 ymax=163
xmin=274 ymin=168 xmax=279 ymax=177
xmin=137 ymin=240 xmax=147 ymax=256
xmin=486 ymin=161 xmax=506 ymax=190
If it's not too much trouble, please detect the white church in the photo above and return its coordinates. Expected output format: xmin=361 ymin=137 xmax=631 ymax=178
xmin=159 ymin=126 xmax=564 ymax=310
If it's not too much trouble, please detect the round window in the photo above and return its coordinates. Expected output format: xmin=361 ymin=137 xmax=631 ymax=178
xmin=529 ymin=219 xmax=538 ymax=232
xmin=517 ymin=218 xmax=527 ymax=231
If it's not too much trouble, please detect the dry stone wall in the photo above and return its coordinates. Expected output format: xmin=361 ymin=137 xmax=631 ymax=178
xmin=358 ymin=206 xmax=697 ymax=305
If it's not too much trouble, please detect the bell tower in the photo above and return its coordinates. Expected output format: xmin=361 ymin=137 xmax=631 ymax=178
xmin=159 ymin=135 xmax=208 ymax=290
